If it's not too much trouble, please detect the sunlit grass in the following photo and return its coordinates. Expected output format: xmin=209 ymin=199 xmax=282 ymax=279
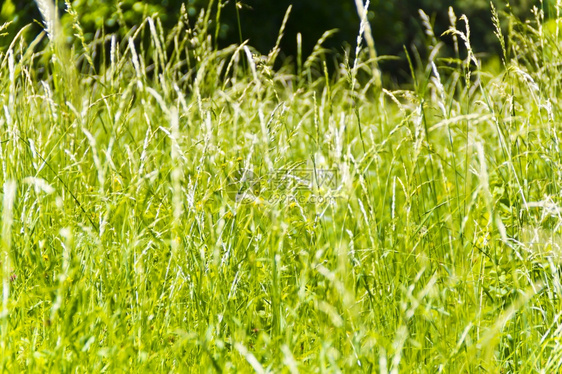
xmin=0 ymin=2 xmax=562 ymax=372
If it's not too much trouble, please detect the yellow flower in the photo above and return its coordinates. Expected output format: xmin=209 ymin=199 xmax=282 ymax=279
xmin=225 ymin=211 xmax=234 ymax=219
xmin=476 ymin=231 xmax=490 ymax=247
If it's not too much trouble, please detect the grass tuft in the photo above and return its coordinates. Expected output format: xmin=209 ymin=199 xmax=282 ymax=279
xmin=0 ymin=2 xmax=562 ymax=372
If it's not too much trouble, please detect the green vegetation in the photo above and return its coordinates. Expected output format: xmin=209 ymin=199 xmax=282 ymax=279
xmin=2 ymin=1 xmax=562 ymax=372
xmin=0 ymin=0 xmax=551 ymax=78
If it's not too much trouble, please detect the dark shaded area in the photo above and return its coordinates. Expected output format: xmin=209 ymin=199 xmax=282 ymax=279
xmin=229 ymin=1 xmax=358 ymax=56
xmin=0 ymin=0 xmax=42 ymax=40
xmin=213 ymin=0 xmax=539 ymax=81
xmin=0 ymin=0 xmax=547 ymax=80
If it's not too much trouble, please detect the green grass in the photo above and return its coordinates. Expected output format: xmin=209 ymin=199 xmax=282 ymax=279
xmin=1 ymin=2 xmax=562 ymax=372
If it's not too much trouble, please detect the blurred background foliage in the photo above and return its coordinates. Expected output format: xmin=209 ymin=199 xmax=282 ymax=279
xmin=0 ymin=0 xmax=553 ymax=80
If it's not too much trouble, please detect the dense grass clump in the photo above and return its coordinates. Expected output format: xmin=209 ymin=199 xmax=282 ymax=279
xmin=1 ymin=2 xmax=562 ymax=372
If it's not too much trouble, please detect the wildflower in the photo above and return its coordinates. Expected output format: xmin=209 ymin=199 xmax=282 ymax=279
xmin=113 ymin=176 xmax=122 ymax=189
xmin=477 ymin=231 xmax=490 ymax=247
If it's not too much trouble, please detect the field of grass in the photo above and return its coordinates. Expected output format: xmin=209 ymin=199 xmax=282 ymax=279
xmin=1 ymin=2 xmax=562 ymax=372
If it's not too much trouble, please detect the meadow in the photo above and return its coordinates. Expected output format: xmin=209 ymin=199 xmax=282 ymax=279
xmin=1 ymin=1 xmax=562 ymax=372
